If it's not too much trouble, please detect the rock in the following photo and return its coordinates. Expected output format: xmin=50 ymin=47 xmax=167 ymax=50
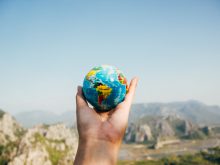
xmin=44 ymin=123 xmax=77 ymax=148
xmin=0 ymin=110 xmax=78 ymax=165
xmin=135 ymin=124 xmax=152 ymax=143
xmin=9 ymin=123 xmax=78 ymax=165
xmin=183 ymin=120 xmax=193 ymax=136
xmin=9 ymin=146 xmax=52 ymax=165
xmin=54 ymin=143 xmax=65 ymax=151
xmin=124 ymin=123 xmax=136 ymax=142
xmin=156 ymin=120 xmax=175 ymax=137
xmin=0 ymin=113 xmax=23 ymax=145
xmin=45 ymin=124 xmax=68 ymax=140
xmin=154 ymin=138 xmax=180 ymax=149
xmin=125 ymin=123 xmax=153 ymax=143
xmin=8 ymin=154 xmax=26 ymax=165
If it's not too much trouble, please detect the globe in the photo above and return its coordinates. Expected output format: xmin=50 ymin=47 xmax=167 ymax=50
xmin=82 ymin=65 xmax=128 ymax=112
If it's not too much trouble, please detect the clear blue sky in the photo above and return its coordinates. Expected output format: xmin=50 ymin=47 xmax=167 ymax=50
xmin=0 ymin=0 xmax=220 ymax=114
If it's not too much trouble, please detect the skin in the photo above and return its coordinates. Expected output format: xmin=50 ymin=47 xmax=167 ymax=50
xmin=74 ymin=77 xmax=138 ymax=165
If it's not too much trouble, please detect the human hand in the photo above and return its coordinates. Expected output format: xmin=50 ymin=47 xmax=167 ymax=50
xmin=74 ymin=77 xmax=138 ymax=165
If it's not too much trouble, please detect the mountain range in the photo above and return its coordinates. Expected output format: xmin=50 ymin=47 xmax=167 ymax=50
xmin=14 ymin=100 xmax=220 ymax=128
xmin=15 ymin=110 xmax=76 ymax=128
xmin=129 ymin=100 xmax=220 ymax=126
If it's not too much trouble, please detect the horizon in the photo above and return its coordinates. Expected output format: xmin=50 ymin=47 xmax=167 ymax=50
xmin=0 ymin=0 xmax=220 ymax=114
xmin=2 ymin=99 xmax=219 ymax=116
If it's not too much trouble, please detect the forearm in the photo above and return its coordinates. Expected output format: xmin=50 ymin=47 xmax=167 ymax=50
xmin=74 ymin=139 xmax=120 ymax=165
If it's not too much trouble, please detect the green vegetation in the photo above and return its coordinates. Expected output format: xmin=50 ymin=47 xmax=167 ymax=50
xmin=34 ymin=132 xmax=65 ymax=144
xmin=15 ymin=128 xmax=26 ymax=138
xmin=0 ymin=141 xmax=19 ymax=165
xmin=0 ymin=158 xmax=8 ymax=165
xmin=169 ymin=119 xmax=186 ymax=137
xmin=46 ymin=143 xmax=68 ymax=165
xmin=212 ymin=127 xmax=220 ymax=134
xmin=42 ymin=124 xmax=50 ymax=129
xmin=0 ymin=109 xmax=5 ymax=118
xmin=0 ymin=145 xmax=8 ymax=165
xmin=201 ymin=147 xmax=220 ymax=163
xmin=34 ymin=132 xmax=46 ymax=143
xmin=183 ymin=130 xmax=206 ymax=140
xmin=118 ymin=160 xmax=163 ymax=165
xmin=33 ymin=133 xmax=68 ymax=165
xmin=201 ymin=127 xmax=211 ymax=136
xmin=118 ymin=147 xmax=220 ymax=165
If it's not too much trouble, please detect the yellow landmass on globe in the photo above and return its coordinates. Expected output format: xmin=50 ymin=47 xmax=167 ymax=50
xmin=86 ymin=70 xmax=97 ymax=79
xmin=96 ymin=84 xmax=112 ymax=104
xmin=86 ymin=68 xmax=102 ymax=80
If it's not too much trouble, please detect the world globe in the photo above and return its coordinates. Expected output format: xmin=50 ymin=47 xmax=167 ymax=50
xmin=82 ymin=65 xmax=128 ymax=112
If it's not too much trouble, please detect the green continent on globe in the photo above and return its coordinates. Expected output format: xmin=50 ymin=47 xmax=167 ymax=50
xmin=83 ymin=65 xmax=128 ymax=111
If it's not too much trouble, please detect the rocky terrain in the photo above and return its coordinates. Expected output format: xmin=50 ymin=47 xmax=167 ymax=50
xmin=124 ymin=114 xmax=218 ymax=149
xmin=0 ymin=110 xmax=78 ymax=165
xmin=1 ymin=100 xmax=220 ymax=164
xmin=0 ymin=110 xmax=24 ymax=145
xmin=123 ymin=100 xmax=220 ymax=150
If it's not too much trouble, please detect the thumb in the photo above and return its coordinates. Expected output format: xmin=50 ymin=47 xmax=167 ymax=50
xmin=124 ymin=77 xmax=138 ymax=104
xmin=76 ymin=86 xmax=88 ymax=109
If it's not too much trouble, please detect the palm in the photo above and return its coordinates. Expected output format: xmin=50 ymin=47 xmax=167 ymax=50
xmin=77 ymin=104 xmax=128 ymax=143
xmin=76 ymin=78 xmax=137 ymax=144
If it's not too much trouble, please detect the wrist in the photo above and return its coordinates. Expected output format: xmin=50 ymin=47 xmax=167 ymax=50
xmin=74 ymin=138 xmax=120 ymax=165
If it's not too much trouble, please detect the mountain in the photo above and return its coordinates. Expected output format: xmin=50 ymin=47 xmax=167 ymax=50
xmin=0 ymin=110 xmax=25 ymax=164
xmin=124 ymin=100 xmax=220 ymax=148
xmin=125 ymin=116 xmax=204 ymax=141
xmin=15 ymin=110 xmax=76 ymax=128
xmin=9 ymin=124 xmax=78 ymax=165
xmin=14 ymin=100 xmax=220 ymax=128
xmin=0 ymin=110 xmax=24 ymax=145
xmin=129 ymin=100 xmax=220 ymax=125
xmin=0 ymin=109 xmax=78 ymax=165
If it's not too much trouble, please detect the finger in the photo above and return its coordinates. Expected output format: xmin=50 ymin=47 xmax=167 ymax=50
xmin=124 ymin=77 xmax=138 ymax=104
xmin=76 ymin=86 xmax=88 ymax=109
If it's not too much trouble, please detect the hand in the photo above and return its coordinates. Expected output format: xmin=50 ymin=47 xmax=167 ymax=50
xmin=74 ymin=77 xmax=138 ymax=165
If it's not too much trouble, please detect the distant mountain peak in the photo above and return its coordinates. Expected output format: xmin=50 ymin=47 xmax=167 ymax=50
xmin=15 ymin=109 xmax=76 ymax=128
xmin=130 ymin=101 xmax=220 ymax=125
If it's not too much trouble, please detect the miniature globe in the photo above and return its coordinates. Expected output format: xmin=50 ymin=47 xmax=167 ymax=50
xmin=83 ymin=65 xmax=128 ymax=112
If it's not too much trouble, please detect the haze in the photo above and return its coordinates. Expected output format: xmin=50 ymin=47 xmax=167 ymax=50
xmin=0 ymin=0 xmax=220 ymax=114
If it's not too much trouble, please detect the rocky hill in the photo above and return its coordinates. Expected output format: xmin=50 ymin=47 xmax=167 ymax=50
xmin=124 ymin=100 xmax=220 ymax=148
xmin=0 ymin=109 xmax=24 ymax=145
xmin=0 ymin=110 xmax=78 ymax=165
xmin=124 ymin=115 xmax=215 ymax=148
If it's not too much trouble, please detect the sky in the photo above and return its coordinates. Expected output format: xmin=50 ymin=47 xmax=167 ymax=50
xmin=0 ymin=0 xmax=220 ymax=114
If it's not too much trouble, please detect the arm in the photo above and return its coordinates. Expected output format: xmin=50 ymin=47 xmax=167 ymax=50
xmin=74 ymin=77 xmax=138 ymax=165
